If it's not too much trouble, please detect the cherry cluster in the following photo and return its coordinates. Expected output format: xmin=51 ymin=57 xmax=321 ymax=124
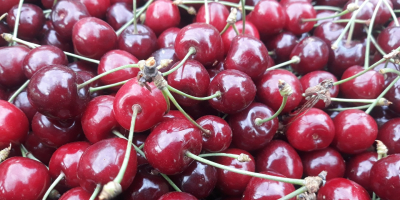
xmin=1 ymin=0 xmax=400 ymax=199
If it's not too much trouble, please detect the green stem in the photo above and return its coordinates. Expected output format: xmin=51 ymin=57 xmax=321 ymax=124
xmin=364 ymin=0 xmax=382 ymax=69
xmin=327 ymin=104 xmax=371 ymax=111
xmin=162 ymin=47 xmax=196 ymax=76
xmin=133 ymin=0 xmax=138 ymax=34
xmin=162 ymin=88 xmax=170 ymax=114
xmin=116 ymin=0 xmax=154 ymax=36
xmin=367 ymin=28 xmax=387 ymax=56
xmin=266 ymin=56 xmax=300 ymax=71
xmin=186 ymin=151 xmax=305 ymax=185
xmin=11 ymin=0 xmax=24 ymax=46
xmin=381 ymin=68 xmax=400 ymax=76
xmin=138 ymin=143 xmax=144 ymax=150
xmin=20 ymin=144 xmax=41 ymax=163
xmin=346 ymin=16 xmax=355 ymax=45
xmin=8 ymin=80 xmax=29 ymax=103
xmin=232 ymin=23 xmax=239 ymax=35
xmin=160 ymin=174 xmax=182 ymax=192
xmin=302 ymin=10 xmax=349 ymax=22
xmin=167 ymin=85 xmax=221 ymax=101
xmin=394 ymin=9 xmax=400 ymax=12
xmin=42 ymin=9 xmax=52 ymax=14
xmin=89 ymin=79 xmax=130 ymax=93
xmin=42 ymin=172 xmax=64 ymax=200
xmin=332 ymin=19 xmax=368 ymax=23
xmin=53 ymin=0 xmax=58 ymax=5
xmin=331 ymin=97 xmax=383 ymax=103
xmin=255 ymin=96 xmax=287 ymax=126
xmin=204 ymin=0 xmax=210 ymax=24
xmin=279 ymin=186 xmax=307 ymax=200
xmin=198 ymin=153 xmax=240 ymax=159
xmin=241 ymin=0 xmax=245 ymax=34
xmin=365 ymin=76 xmax=400 ymax=114
xmin=89 ymin=184 xmax=102 ymax=200
xmin=179 ymin=1 xmax=254 ymax=10
xmin=383 ymin=0 xmax=399 ymax=26
xmin=313 ymin=5 xmax=343 ymax=12
xmin=0 ymin=13 xmax=7 ymax=21
xmin=220 ymin=23 xmax=230 ymax=35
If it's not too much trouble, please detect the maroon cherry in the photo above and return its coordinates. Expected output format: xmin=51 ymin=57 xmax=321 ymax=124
xmin=377 ymin=118 xmax=400 ymax=154
xmin=317 ymin=178 xmax=371 ymax=200
xmin=59 ymin=187 xmax=97 ymax=200
xmin=248 ymin=0 xmax=286 ymax=36
xmin=12 ymin=90 xmax=37 ymax=123
xmin=332 ymin=109 xmax=378 ymax=154
xmin=24 ymin=132 xmax=57 ymax=165
xmin=195 ymin=2 xmax=229 ymax=32
xmin=0 ymin=46 xmax=30 ymax=89
xmin=266 ymin=31 xmax=298 ymax=63
xmin=345 ymin=151 xmax=377 ymax=192
xmin=221 ymin=20 xmax=260 ymax=56
xmin=143 ymin=118 xmax=203 ymax=175
xmin=145 ymin=0 xmax=180 ymax=35
xmin=0 ymin=157 xmax=51 ymax=200
xmin=132 ymin=133 xmax=149 ymax=166
xmin=0 ymin=21 xmax=10 ymax=47
xmin=79 ymin=0 xmax=111 ymax=19
xmin=157 ymin=27 xmax=180 ymax=48
xmin=196 ymin=115 xmax=232 ymax=152
xmin=338 ymin=0 xmax=374 ymax=37
xmin=385 ymin=75 xmax=400 ymax=113
xmin=328 ymin=40 xmax=366 ymax=77
xmin=283 ymin=2 xmax=316 ymax=35
xmin=370 ymin=154 xmax=400 ymax=200
xmin=7 ymin=3 xmax=45 ymax=40
xmin=182 ymin=100 xmax=219 ymax=120
xmin=0 ymin=0 xmax=18 ymax=15
xmin=256 ymin=140 xmax=303 ymax=179
xmin=118 ymin=24 xmax=158 ymax=60
xmin=301 ymin=147 xmax=345 ymax=180
xmin=377 ymin=26 xmax=400 ymax=55
xmin=316 ymin=0 xmax=347 ymax=7
xmin=106 ymin=2 xmax=134 ymax=30
xmin=150 ymin=47 xmax=179 ymax=73
xmin=158 ymin=192 xmax=197 ymax=200
xmin=0 ymin=100 xmax=29 ymax=148
xmin=313 ymin=21 xmax=346 ymax=46
xmin=40 ymin=29 xmax=74 ymax=52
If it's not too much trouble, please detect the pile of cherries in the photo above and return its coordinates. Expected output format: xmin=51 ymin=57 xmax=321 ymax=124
xmin=1 ymin=0 xmax=400 ymax=199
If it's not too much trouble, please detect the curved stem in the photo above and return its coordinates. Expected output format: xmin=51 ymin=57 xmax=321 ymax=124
xmin=240 ymin=0 xmax=245 ymax=34
xmin=383 ymin=0 xmax=399 ymax=26
xmin=42 ymin=9 xmax=52 ymax=14
xmin=364 ymin=0 xmax=382 ymax=69
xmin=267 ymin=56 xmax=300 ymax=71
xmin=162 ymin=47 xmax=196 ymax=76
xmin=167 ymin=85 xmax=221 ymax=101
xmin=116 ymin=0 xmax=154 ymax=36
xmin=232 ymin=23 xmax=239 ymax=35
xmin=313 ymin=5 xmax=343 ymax=12
xmin=367 ymin=28 xmax=387 ymax=56
xmin=0 ymin=13 xmax=8 ymax=21
xmin=186 ymin=151 xmax=305 ymax=185
xmin=89 ymin=184 xmax=102 ymax=200
xmin=332 ymin=19 xmax=368 ymax=23
xmin=20 ymin=144 xmax=41 ymax=163
xmin=8 ymin=80 xmax=29 ymax=103
xmin=365 ymin=76 xmax=400 ymax=114
xmin=279 ymin=186 xmax=307 ymax=200
xmin=11 ymin=0 xmax=24 ymax=46
xmin=89 ymin=79 xmax=130 ymax=93
xmin=198 ymin=153 xmax=240 ymax=159
xmin=220 ymin=23 xmax=230 ymax=35
xmin=381 ymin=68 xmax=400 ymax=76
xmin=302 ymin=10 xmax=349 ymax=22
xmin=42 ymin=172 xmax=64 ymax=200
xmin=161 ymin=88 xmax=170 ymax=114
xmin=255 ymin=96 xmax=287 ymax=126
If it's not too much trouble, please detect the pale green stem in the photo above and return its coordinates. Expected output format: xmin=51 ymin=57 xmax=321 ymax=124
xmin=42 ymin=9 xmax=52 ymax=14
xmin=302 ymin=10 xmax=349 ymax=22
xmin=364 ymin=0 xmax=383 ymax=69
xmin=327 ymin=104 xmax=371 ymax=111
xmin=331 ymin=97 xmax=384 ymax=103
xmin=198 ymin=153 xmax=240 ymax=159
xmin=267 ymin=56 xmax=300 ymax=71
xmin=11 ymin=0 xmax=24 ymax=46
xmin=162 ymin=47 xmax=196 ymax=76
xmin=241 ymin=0 xmax=245 ymax=34
xmin=89 ymin=184 xmax=102 ymax=200
xmin=0 ymin=13 xmax=7 ymax=21
xmin=383 ymin=0 xmax=399 ymax=26
xmin=279 ymin=186 xmax=307 ymax=200
xmin=332 ymin=19 xmax=368 ymax=23
xmin=161 ymin=88 xmax=170 ymax=114
xmin=179 ymin=1 xmax=254 ymax=10
xmin=313 ymin=5 xmax=343 ymax=12
xmin=116 ymin=0 xmax=154 ymax=36
xmin=255 ymin=96 xmax=287 ymax=126
xmin=133 ymin=0 xmax=138 ymax=34
xmin=365 ymin=76 xmax=400 ymax=114
xmin=160 ymin=174 xmax=182 ymax=192
xmin=368 ymin=29 xmax=387 ymax=56
xmin=8 ymin=80 xmax=29 ymax=103
xmin=167 ymin=85 xmax=221 ymax=101
xmin=89 ymin=79 xmax=130 ymax=93
xmin=20 ymin=144 xmax=41 ymax=163
xmin=42 ymin=173 xmax=64 ymax=200
xmin=232 ymin=23 xmax=239 ymax=35
xmin=220 ymin=23 xmax=230 ymax=35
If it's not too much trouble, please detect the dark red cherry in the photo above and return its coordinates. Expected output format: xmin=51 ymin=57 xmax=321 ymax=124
xmin=345 ymin=151 xmax=377 ymax=192
xmin=106 ymin=2 xmax=133 ymax=30
xmin=12 ymin=90 xmax=37 ymax=123
xmin=221 ymin=20 xmax=260 ymax=56
xmin=313 ymin=21 xmax=346 ymax=46
xmin=332 ymin=109 xmax=378 ymax=154
xmin=24 ymin=132 xmax=57 ymax=165
xmin=377 ymin=118 xmax=400 ymax=154
xmin=283 ymin=2 xmax=316 ymax=35
xmin=266 ymin=31 xmax=298 ymax=63
xmin=257 ymin=69 xmax=303 ymax=114
xmin=7 ymin=4 xmax=45 ymax=40
xmin=113 ymin=78 xmax=168 ymax=132
xmin=143 ymin=118 xmax=203 ymax=175
xmin=0 ymin=46 xmax=30 ymax=89
xmin=77 ymin=138 xmax=137 ymax=192
xmin=68 ymin=61 xmax=98 ymax=75
xmin=182 ymin=100 xmax=219 ymax=120
xmin=175 ymin=23 xmax=224 ymax=68
xmin=40 ymin=29 xmax=74 ymax=52
xmin=158 ymin=192 xmax=197 ymax=200
xmin=377 ymin=26 xmax=400 ymax=55
xmin=301 ymin=147 xmax=345 ymax=180
xmin=195 ymin=2 xmax=229 ymax=32
xmin=248 ymin=0 xmax=286 ymax=36
xmin=316 ymin=0 xmax=347 ymax=7
xmin=59 ymin=187 xmax=96 ymax=200
xmin=196 ymin=115 xmax=232 ymax=152
xmin=370 ymin=0 xmax=393 ymax=25
xmin=22 ymin=45 xmax=68 ymax=78
xmin=132 ymin=133 xmax=149 ymax=166
xmin=317 ymin=178 xmax=371 ymax=200
xmin=118 ymin=24 xmax=158 ymax=60
xmin=145 ymin=0 xmax=180 ymax=35
xmin=242 ymin=171 xmax=296 ymax=200
xmin=327 ymin=40 xmax=366 ymax=77
xmin=370 ymin=106 xmax=400 ymax=128
xmin=385 ymin=76 xmax=400 ymax=113
xmin=157 ymin=27 xmax=180 ymax=48
xmin=0 ymin=157 xmax=51 ymax=200
xmin=215 ymin=148 xmax=255 ymax=196
xmin=0 ymin=21 xmax=10 ymax=47
xmin=72 ymin=17 xmax=117 ymax=60
xmin=208 ymin=69 xmax=256 ymax=114
xmin=0 ymin=100 xmax=29 ymax=147
xmin=150 ymin=47 xmax=179 ymax=73
xmin=314 ymin=10 xmax=339 ymax=25
xmin=370 ymin=154 xmax=400 ymax=200
xmin=290 ymin=36 xmax=329 ymax=75
xmin=339 ymin=0 xmax=373 ymax=37
xmin=256 ymin=140 xmax=303 ymax=179
xmin=0 ymin=0 xmax=18 ymax=15
xmin=79 ymin=0 xmax=110 ymax=19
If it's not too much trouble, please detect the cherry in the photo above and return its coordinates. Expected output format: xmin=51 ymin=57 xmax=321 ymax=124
xmin=195 ymin=2 xmax=230 ymax=32
xmin=59 ymin=187 xmax=97 ymax=200
xmin=0 ymin=157 xmax=51 ymax=200
xmin=145 ymin=0 xmax=181 ymax=35
xmin=314 ymin=10 xmax=340 ymax=25
xmin=22 ymin=45 xmax=68 ymax=78
xmin=0 ymin=0 xmax=18 ymax=15
xmin=370 ymin=154 xmax=400 ymax=200
xmin=24 ymin=132 xmax=57 ymax=165
xmin=0 ymin=21 xmax=10 ymax=47
xmin=327 ymin=40 xmax=366 ymax=77
xmin=12 ymin=89 xmax=37 ymax=123
xmin=113 ymin=78 xmax=167 ymax=132
xmin=118 ymin=24 xmax=158 ymax=60
xmin=143 ymin=118 xmax=203 ymax=175
xmin=256 ymin=140 xmax=303 ymax=179
xmin=6 ymin=3 xmax=45 ymax=40
xmin=157 ymin=27 xmax=180 ymax=48
xmin=77 ymin=137 xmax=137 ymax=192
xmin=0 ymin=100 xmax=29 ymax=147
xmin=175 ymin=23 xmax=224 ymax=68
xmin=248 ymin=0 xmax=286 ymax=36
xmin=338 ymin=0 xmax=374 ymax=37
xmin=181 ymin=100 xmax=219 ymax=120
xmin=0 ymin=46 xmax=30 ymax=89
xmin=266 ymin=31 xmax=298 ymax=64
xmin=257 ymin=69 xmax=303 ymax=114
xmin=385 ymin=76 xmax=400 ymax=114
xmin=370 ymin=106 xmax=400 ymax=128
xmin=132 ymin=133 xmax=149 ymax=166
xmin=171 ymin=161 xmax=218 ymax=199
xmin=196 ymin=115 xmax=232 ymax=152
xmin=151 ymin=47 xmax=179 ymax=73
xmin=242 ymin=171 xmax=296 ymax=200
xmin=79 ymin=0 xmax=111 ymax=19
xmin=51 ymin=0 xmax=90 ymax=39
xmin=221 ymin=20 xmax=260 ymax=56
xmin=40 ymin=29 xmax=74 ymax=53
xmin=313 ymin=22 xmax=346 ymax=47
xmin=158 ymin=192 xmax=198 ymax=200
xmin=345 ymin=151 xmax=377 ymax=192
xmin=317 ymin=178 xmax=371 ymax=200
xmin=283 ymin=2 xmax=316 ymax=35
xmin=106 ymin=2 xmax=134 ymax=30
xmin=377 ymin=26 xmax=400 ymax=55
xmin=332 ymin=109 xmax=378 ymax=154
xmin=301 ymin=147 xmax=345 ymax=180
xmin=316 ymin=0 xmax=347 ymax=7
xmin=123 ymin=164 xmax=170 ymax=200
xmin=68 ymin=61 xmax=98 ymax=75
xmin=72 ymin=17 xmax=117 ymax=60
xmin=377 ymin=118 xmax=400 ymax=154
xmin=208 ymin=69 xmax=256 ymax=114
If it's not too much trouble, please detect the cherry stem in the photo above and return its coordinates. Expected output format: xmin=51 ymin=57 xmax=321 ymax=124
xmin=394 ymin=9 xmax=400 ymax=12
xmin=383 ymin=0 xmax=399 ymax=26
xmin=116 ymin=0 xmax=153 ymax=36
xmin=313 ymin=5 xmax=342 ymax=12
xmin=77 ymin=64 xmax=139 ymax=89
xmin=331 ymin=19 xmax=368 ymax=24
xmin=167 ymin=85 xmax=221 ymax=101
xmin=240 ymin=0 xmax=245 ymax=34
xmin=302 ymin=9 xmax=350 ymax=22
xmin=177 ymin=1 xmax=254 ymax=10
xmin=89 ymin=79 xmax=130 ymax=93
xmin=162 ymin=47 xmax=196 ymax=76
xmin=11 ymin=0 xmax=24 ymax=46
xmin=220 ymin=23 xmax=230 ymax=35
xmin=204 ymin=0 xmax=210 ymax=24
xmin=20 ymin=144 xmax=41 ymax=163
xmin=185 ymin=151 xmax=305 ymax=185
xmin=232 ymin=23 xmax=240 ymax=35
xmin=42 ymin=172 xmax=65 ymax=200
xmin=255 ymin=96 xmax=288 ymax=126
xmin=266 ymin=56 xmax=300 ymax=71
xmin=330 ymin=97 xmax=387 ymax=104
xmin=381 ymin=68 xmax=400 ymax=76
xmin=222 ymin=113 xmax=228 ymax=119
xmin=198 ymin=153 xmax=241 ymax=159
xmin=89 ymin=184 xmax=102 ymax=200
xmin=161 ymin=88 xmax=170 ymax=114
xmin=327 ymin=104 xmax=373 ymax=111
xmin=365 ymin=74 xmax=400 ymax=114
xmin=178 ymin=5 xmax=196 ymax=15
xmin=364 ymin=0 xmax=382 ymax=69
xmin=279 ymin=186 xmax=307 ymax=200
xmin=366 ymin=27 xmax=387 ymax=56
xmin=0 ymin=13 xmax=7 ymax=21
xmin=162 ymin=87 xmax=211 ymax=135
xmin=8 ymin=80 xmax=30 ymax=103
xmin=133 ymin=0 xmax=138 ymax=34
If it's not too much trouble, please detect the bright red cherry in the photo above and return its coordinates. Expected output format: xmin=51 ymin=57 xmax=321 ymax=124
xmin=118 ymin=24 xmax=158 ymax=60
xmin=7 ymin=4 xmax=45 ymax=40
xmin=157 ymin=27 xmax=180 ymax=48
xmin=0 ymin=46 xmax=30 ymax=89
xmin=158 ymin=192 xmax=197 ymax=200
xmin=145 ymin=0 xmax=180 ymax=35
xmin=0 ymin=100 xmax=29 ymax=148
xmin=345 ymin=151 xmax=377 ymax=192
xmin=221 ymin=20 xmax=260 ymax=56
xmin=283 ymin=2 xmax=316 ymax=35
xmin=377 ymin=118 xmax=400 ymax=154
xmin=79 ymin=0 xmax=111 ymax=19
xmin=196 ymin=115 xmax=232 ymax=152
xmin=59 ymin=187 xmax=97 ymax=200
xmin=370 ymin=154 xmax=400 ymax=200
xmin=248 ymin=0 xmax=286 ymax=36
xmin=317 ymin=178 xmax=371 ymax=200
xmin=301 ymin=147 xmax=345 ymax=180
xmin=377 ymin=26 xmax=400 ymax=55
xmin=195 ymin=2 xmax=229 ymax=32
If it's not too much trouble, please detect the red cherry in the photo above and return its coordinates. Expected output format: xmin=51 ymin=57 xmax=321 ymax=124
xmin=377 ymin=26 xmax=400 ymax=55
xmin=151 ymin=47 xmax=179 ymax=73
xmin=196 ymin=115 xmax=232 ymax=152
xmin=316 ymin=0 xmax=347 ymax=7
xmin=248 ymin=0 xmax=286 ymax=36
xmin=6 ymin=4 xmax=45 ymax=40
xmin=132 ymin=133 xmax=149 ymax=166
xmin=106 ymin=2 xmax=133 ymax=30
xmin=59 ymin=187 xmax=96 ymax=200
xmin=12 ymin=90 xmax=37 ymax=123
xmin=157 ymin=27 xmax=180 ymax=48
xmin=79 ymin=0 xmax=110 ymax=19
xmin=24 ymin=132 xmax=57 ymax=165
xmin=370 ymin=154 xmax=400 ymax=200
xmin=221 ymin=20 xmax=260 ymax=56
xmin=0 ymin=100 xmax=29 ymax=147
xmin=145 ymin=0 xmax=180 ymax=35
xmin=118 ymin=24 xmax=158 ymax=60
xmin=0 ymin=0 xmax=18 ymax=15
xmin=301 ymin=147 xmax=345 ymax=180
xmin=345 ymin=151 xmax=377 ymax=192
xmin=327 ymin=40 xmax=366 ymax=77
xmin=317 ymin=178 xmax=371 ymax=200
xmin=266 ymin=31 xmax=298 ymax=63
xmin=0 ymin=46 xmax=30 ymax=89
xmin=313 ymin=21 xmax=346 ymax=46
xmin=195 ymin=2 xmax=229 ymax=32
xmin=377 ymin=118 xmax=400 ymax=154
xmin=0 ymin=21 xmax=10 ymax=47
xmin=283 ymin=2 xmax=316 ymax=35
xmin=158 ymin=192 xmax=197 ymax=200
xmin=40 ymin=29 xmax=74 ymax=52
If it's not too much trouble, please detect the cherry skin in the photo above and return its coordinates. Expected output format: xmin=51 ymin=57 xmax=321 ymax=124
xmin=385 ymin=75 xmax=400 ymax=114
xmin=150 ymin=47 xmax=179 ymax=73
xmin=0 ymin=157 xmax=51 ymax=200
xmin=113 ymin=78 xmax=168 ymax=132
xmin=24 ymin=132 xmax=57 ymax=165
xmin=255 ymin=140 xmax=303 ymax=179
xmin=377 ymin=26 xmax=400 ymax=55
xmin=131 ymin=133 xmax=149 ymax=166
xmin=313 ymin=21 xmax=345 ymax=46
xmin=12 ymin=90 xmax=37 ymax=123
xmin=79 ymin=0 xmax=111 ymax=19
xmin=157 ymin=27 xmax=180 ymax=48
xmin=145 ymin=0 xmax=180 ymax=35
xmin=0 ymin=0 xmax=18 ymax=15
xmin=377 ymin=118 xmax=400 ymax=154
xmin=158 ymin=192 xmax=197 ymax=200
xmin=301 ymin=147 xmax=345 ymax=180
xmin=248 ymin=0 xmax=286 ymax=36
xmin=40 ymin=29 xmax=74 ymax=52
xmin=221 ymin=20 xmax=260 ymax=56
xmin=195 ymin=2 xmax=230 ymax=32
xmin=345 ymin=151 xmax=377 ymax=192
xmin=242 ymin=171 xmax=296 ymax=200
xmin=327 ymin=40 xmax=366 ymax=77
xmin=0 ymin=100 xmax=29 ymax=148
xmin=0 ymin=21 xmax=10 ymax=47
xmin=7 ymin=4 xmax=45 ymax=40
xmin=59 ymin=187 xmax=98 ymax=200
xmin=143 ymin=118 xmax=203 ymax=175
xmin=196 ymin=115 xmax=232 ymax=152
xmin=316 ymin=0 xmax=347 ymax=7
xmin=283 ymin=2 xmax=316 ymax=35
xmin=175 ymin=23 xmax=224 ymax=68
xmin=106 ymin=2 xmax=133 ymax=30
xmin=332 ymin=109 xmax=378 ymax=154
xmin=118 ymin=24 xmax=158 ymax=60
xmin=0 ymin=46 xmax=30 ymax=89
xmin=317 ymin=178 xmax=371 ymax=200
xmin=266 ymin=31 xmax=298 ymax=63
xmin=370 ymin=154 xmax=400 ymax=200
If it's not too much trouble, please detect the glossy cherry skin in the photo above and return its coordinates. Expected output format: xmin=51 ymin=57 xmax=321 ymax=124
xmin=106 ymin=2 xmax=133 ymax=30
xmin=256 ymin=140 xmax=303 ymax=179
xmin=242 ymin=171 xmax=296 ymax=200
xmin=316 ymin=0 xmax=347 ymax=7
xmin=77 ymin=138 xmax=137 ymax=192
xmin=118 ymin=24 xmax=158 ymax=60
xmin=196 ymin=115 xmax=232 ymax=152
xmin=145 ymin=0 xmax=180 ymax=35
xmin=24 ymin=132 xmax=56 ymax=165
xmin=377 ymin=26 xmax=400 ymax=55
xmin=144 ymin=118 xmax=203 ymax=175
xmin=123 ymin=164 xmax=170 ymax=200
xmin=283 ymin=2 xmax=316 ymax=35
xmin=7 ymin=4 xmax=45 ymax=40
xmin=370 ymin=154 xmax=400 ymax=200
xmin=0 ymin=46 xmax=30 ymax=89
xmin=158 ymin=27 xmax=180 ymax=48
xmin=51 ymin=0 xmax=90 ymax=39
xmin=215 ymin=148 xmax=255 ymax=196
xmin=171 ymin=161 xmax=217 ymax=199
xmin=327 ymin=40 xmax=366 ymax=77
xmin=345 ymin=151 xmax=377 ymax=192
xmin=22 ymin=45 xmax=68 ymax=78
xmin=257 ymin=69 xmax=303 ymax=114
xmin=40 ymin=29 xmax=74 ymax=52
xmin=221 ymin=20 xmax=260 ymax=56
xmin=79 ymin=0 xmax=110 ymax=19
xmin=72 ymin=17 xmax=117 ymax=60
xmin=12 ymin=90 xmax=37 ymax=123
xmin=0 ymin=0 xmax=18 ymax=15
xmin=377 ymin=118 xmax=400 ymax=154
xmin=158 ymin=192 xmax=197 ymax=200
xmin=113 ymin=78 xmax=168 ymax=132
xmin=0 ymin=157 xmax=51 ymax=200
xmin=195 ymin=2 xmax=229 ymax=32
xmin=266 ymin=31 xmax=297 ymax=63
xmin=332 ymin=109 xmax=378 ymax=154
xmin=248 ymin=0 xmax=286 ymax=36
xmin=317 ymin=178 xmax=371 ymax=200
xmin=224 ymin=35 xmax=270 ymax=80
xmin=59 ymin=187 xmax=97 ymax=200
xmin=168 ymin=60 xmax=210 ymax=107
xmin=0 ymin=100 xmax=29 ymax=147
xmin=150 ymin=47 xmax=179 ymax=73
xmin=175 ymin=23 xmax=224 ymax=68
xmin=301 ymin=147 xmax=345 ymax=180
xmin=290 ymin=36 xmax=329 ymax=75
xmin=313 ymin=21 xmax=345 ymax=46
